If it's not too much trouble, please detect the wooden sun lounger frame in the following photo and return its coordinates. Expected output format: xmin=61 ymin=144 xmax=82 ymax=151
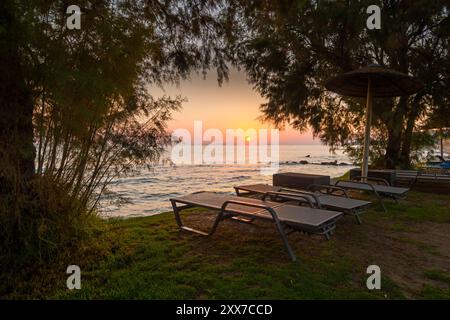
xmin=170 ymin=192 xmax=340 ymax=261
xmin=234 ymin=184 xmax=369 ymax=224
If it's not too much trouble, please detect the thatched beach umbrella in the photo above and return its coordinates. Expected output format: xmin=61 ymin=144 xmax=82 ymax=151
xmin=325 ymin=64 xmax=423 ymax=179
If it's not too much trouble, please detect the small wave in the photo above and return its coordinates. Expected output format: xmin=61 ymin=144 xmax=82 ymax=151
xmin=226 ymin=175 xmax=252 ymax=182
xmin=142 ymin=192 xmax=181 ymax=198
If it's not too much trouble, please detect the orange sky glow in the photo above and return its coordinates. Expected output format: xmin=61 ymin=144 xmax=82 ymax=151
xmin=150 ymin=69 xmax=319 ymax=145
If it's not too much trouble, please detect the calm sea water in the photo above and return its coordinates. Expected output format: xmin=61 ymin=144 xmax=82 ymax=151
xmin=100 ymin=144 xmax=355 ymax=218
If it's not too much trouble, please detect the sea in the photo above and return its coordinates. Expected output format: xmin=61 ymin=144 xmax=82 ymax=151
xmin=100 ymin=144 xmax=355 ymax=218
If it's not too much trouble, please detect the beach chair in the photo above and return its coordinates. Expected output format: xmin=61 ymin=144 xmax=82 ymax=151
xmin=234 ymin=183 xmax=371 ymax=224
xmin=334 ymin=176 xmax=409 ymax=212
xmin=170 ymin=192 xmax=343 ymax=261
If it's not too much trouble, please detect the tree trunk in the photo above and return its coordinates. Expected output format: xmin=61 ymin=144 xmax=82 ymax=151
xmin=399 ymin=116 xmax=414 ymax=169
xmin=399 ymin=99 xmax=420 ymax=169
xmin=399 ymin=95 xmax=422 ymax=169
xmin=384 ymin=98 xmax=407 ymax=169
xmin=385 ymin=128 xmax=402 ymax=169
xmin=0 ymin=1 xmax=35 ymax=192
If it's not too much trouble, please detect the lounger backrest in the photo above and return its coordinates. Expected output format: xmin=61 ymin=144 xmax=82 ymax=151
xmin=235 ymin=184 xmax=280 ymax=194
xmin=171 ymin=192 xmax=343 ymax=227
xmin=235 ymin=183 xmax=372 ymax=211
xmin=336 ymin=180 xmax=409 ymax=195
xmin=173 ymin=192 xmax=283 ymax=216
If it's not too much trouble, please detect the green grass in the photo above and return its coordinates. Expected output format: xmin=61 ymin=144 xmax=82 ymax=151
xmin=2 ymin=189 xmax=449 ymax=300
xmin=49 ymin=213 xmax=403 ymax=300
xmin=420 ymin=286 xmax=450 ymax=299
xmin=424 ymin=269 xmax=450 ymax=284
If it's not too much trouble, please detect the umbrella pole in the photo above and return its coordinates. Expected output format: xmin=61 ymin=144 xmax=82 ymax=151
xmin=362 ymin=77 xmax=373 ymax=182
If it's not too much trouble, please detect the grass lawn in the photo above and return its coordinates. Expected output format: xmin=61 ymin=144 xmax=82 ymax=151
xmin=3 ymin=189 xmax=450 ymax=299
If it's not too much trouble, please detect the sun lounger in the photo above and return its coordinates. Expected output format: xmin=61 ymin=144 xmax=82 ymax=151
xmin=334 ymin=177 xmax=409 ymax=212
xmin=234 ymin=183 xmax=371 ymax=224
xmin=353 ymin=169 xmax=450 ymax=189
xmin=170 ymin=192 xmax=343 ymax=261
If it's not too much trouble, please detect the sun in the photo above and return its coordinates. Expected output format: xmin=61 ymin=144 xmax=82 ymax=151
xmin=245 ymin=136 xmax=251 ymax=142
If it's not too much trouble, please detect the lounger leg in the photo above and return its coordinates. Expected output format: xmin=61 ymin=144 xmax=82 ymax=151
xmin=171 ymin=200 xmax=224 ymax=236
xmin=274 ymin=221 xmax=297 ymax=262
xmin=373 ymin=191 xmax=387 ymax=212
xmin=321 ymin=223 xmax=337 ymax=240
xmin=208 ymin=210 xmax=225 ymax=236
xmin=379 ymin=199 xmax=387 ymax=212
xmin=231 ymin=216 xmax=255 ymax=224
xmin=171 ymin=200 xmax=183 ymax=228
xmin=351 ymin=209 xmax=362 ymax=225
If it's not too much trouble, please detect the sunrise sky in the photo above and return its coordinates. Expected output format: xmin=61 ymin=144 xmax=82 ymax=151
xmin=151 ymin=68 xmax=319 ymax=145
